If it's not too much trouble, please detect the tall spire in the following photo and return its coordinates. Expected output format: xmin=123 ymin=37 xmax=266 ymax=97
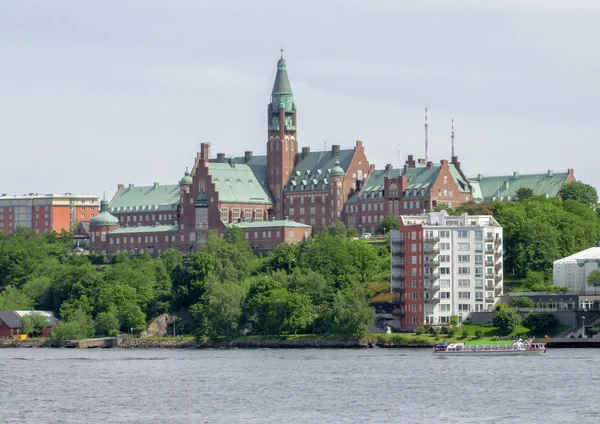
xmin=451 ymin=119 xmax=455 ymax=158
xmin=424 ymin=107 xmax=429 ymax=163
xmin=272 ymin=51 xmax=293 ymax=96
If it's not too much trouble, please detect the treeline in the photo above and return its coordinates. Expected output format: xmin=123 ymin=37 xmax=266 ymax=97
xmin=0 ymin=225 xmax=389 ymax=339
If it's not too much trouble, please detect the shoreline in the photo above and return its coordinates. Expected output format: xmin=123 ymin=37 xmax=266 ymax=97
xmin=0 ymin=336 xmax=592 ymax=349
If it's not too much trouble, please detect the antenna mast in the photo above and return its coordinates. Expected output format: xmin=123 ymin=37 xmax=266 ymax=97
xmin=424 ymin=107 xmax=429 ymax=163
xmin=451 ymin=119 xmax=455 ymax=158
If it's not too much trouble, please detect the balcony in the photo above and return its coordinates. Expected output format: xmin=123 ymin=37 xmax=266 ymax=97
xmin=424 ymin=236 xmax=440 ymax=243
xmin=485 ymin=297 xmax=495 ymax=304
xmin=425 ymin=249 xmax=440 ymax=256
xmin=495 ymin=287 xmax=503 ymax=297
xmin=494 ymin=237 xmax=502 ymax=246
xmin=425 ymin=273 xmax=439 ymax=281
xmin=494 ymin=250 xmax=502 ymax=258
xmin=495 ymin=262 xmax=502 ymax=271
xmin=392 ymin=308 xmax=405 ymax=317
xmin=427 ymin=296 xmax=440 ymax=303
xmin=485 ymin=260 xmax=494 ymax=267
xmin=391 ymin=250 xmax=404 ymax=256
xmin=391 ymin=239 xmax=404 ymax=245
xmin=430 ymin=283 xmax=440 ymax=292
xmin=485 ymin=285 xmax=494 ymax=291
xmin=485 ymin=236 xmax=494 ymax=242
xmin=426 ymin=260 xmax=439 ymax=268
xmin=391 ymin=285 xmax=405 ymax=294
xmin=392 ymin=296 xmax=405 ymax=305
xmin=391 ymin=262 xmax=404 ymax=269
xmin=495 ymin=274 xmax=502 ymax=282
xmin=391 ymin=274 xmax=405 ymax=282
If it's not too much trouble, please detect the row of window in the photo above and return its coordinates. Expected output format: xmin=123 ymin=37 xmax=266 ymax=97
xmin=219 ymin=208 xmax=265 ymax=224
xmin=288 ymin=194 xmax=327 ymax=205
xmin=120 ymin=213 xmax=175 ymax=223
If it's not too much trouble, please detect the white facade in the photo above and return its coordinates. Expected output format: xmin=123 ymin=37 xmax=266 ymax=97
xmin=553 ymin=247 xmax=600 ymax=294
xmin=398 ymin=211 xmax=503 ymax=326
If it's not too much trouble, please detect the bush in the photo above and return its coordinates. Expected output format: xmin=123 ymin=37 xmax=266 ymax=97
xmin=415 ymin=327 xmax=425 ymax=335
xmin=474 ymin=330 xmax=483 ymax=339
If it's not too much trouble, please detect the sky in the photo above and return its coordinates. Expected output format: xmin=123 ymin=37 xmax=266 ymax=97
xmin=1 ymin=0 xmax=599 ymax=199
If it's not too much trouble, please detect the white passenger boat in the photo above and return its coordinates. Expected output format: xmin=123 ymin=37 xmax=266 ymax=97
xmin=432 ymin=339 xmax=546 ymax=356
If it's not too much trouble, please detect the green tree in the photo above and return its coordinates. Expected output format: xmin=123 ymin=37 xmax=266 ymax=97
xmin=20 ymin=312 xmax=49 ymax=337
xmin=259 ymin=288 xmax=312 ymax=335
xmin=514 ymin=187 xmax=534 ymax=202
xmin=201 ymin=279 xmax=245 ymax=339
xmin=50 ymin=307 xmax=95 ymax=341
xmin=328 ymin=286 xmax=374 ymax=337
xmin=587 ymin=270 xmax=600 ymax=295
xmin=327 ymin=220 xmax=347 ymax=238
xmin=263 ymin=243 xmax=299 ymax=274
xmin=0 ymin=286 xmax=33 ymax=310
xmin=95 ymin=309 xmax=120 ymax=337
xmin=346 ymin=227 xmax=358 ymax=239
xmin=510 ymin=297 xmax=535 ymax=308
xmin=492 ymin=307 xmax=521 ymax=336
xmin=523 ymin=312 xmax=560 ymax=336
xmin=561 ymin=181 xmax=598 ymax=207
xmin=375 ymin=215 xmax=399 ymax=235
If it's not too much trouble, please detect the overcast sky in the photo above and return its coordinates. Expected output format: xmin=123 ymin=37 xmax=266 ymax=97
xmin=1 ymin=0 xmax=599 ymax=199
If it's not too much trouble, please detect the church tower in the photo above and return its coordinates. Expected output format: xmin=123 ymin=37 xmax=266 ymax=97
xmin=267 ymin=52 xmax=298 ymax=219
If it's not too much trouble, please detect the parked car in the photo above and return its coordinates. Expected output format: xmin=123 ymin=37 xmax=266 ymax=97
xmin=360 ymin=233 xmax=372 ymax=239
xmin=375 ymin=234 xmax=385 ymax=239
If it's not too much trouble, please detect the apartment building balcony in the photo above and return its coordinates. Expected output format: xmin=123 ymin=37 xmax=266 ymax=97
xmin=485 ymin=260 xmax=494 ymax=267
xmin=391 ymin=250 xmax=404 ymax=256
xmin=485 ymin=236 xmax=494 ymax=242
xmin=495 ymin=287 xmax=503 ymax=297
xmin=495 ymin=274 xmax=502 ymax=282
xmin=426 ymin=260 xmax=439 ymax=268
xmin=475 ymin=273 xmax=483 ymax=278
xmin=485 ymin=297 xmax=495 ymax=304
xmin=391 ymin=274 xmax=405 ymax=282
xmin=494 ymin=250 xmax=502 ymax=259
xmin=391 ymin=238 xmax=404 ymax=245
xmin=391 ymin=285 xmax=405 ymax=294
xmin=392 ymin=296 xmax=405 ymax=305
xmin=495 ymin=262 xmax=502 ymax=271
xmin=494 ymin=237 xmax=502 ymax=246
xmin=424 ymin=236 xmax=440 ymax=243
xmin=427 ymin=296 xmax=440 ymax=303
xmin=425 ymin=249 xmax=440 ymax=256
xmin=425 ymin=273 xmax=439 ymax=281
xmin=392 ymin=308 xmax=405 ymax=317
xmin=485 ymin=285 xmax=494 ymax=291
xmin=430 ymin=283 xmax=440 ymax=292
xmin=391 ymin=262 xmax=405 ymax=269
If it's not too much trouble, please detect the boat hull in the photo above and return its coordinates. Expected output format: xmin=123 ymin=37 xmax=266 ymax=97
xmin=432 ymin=349 xmax=546 ymax=356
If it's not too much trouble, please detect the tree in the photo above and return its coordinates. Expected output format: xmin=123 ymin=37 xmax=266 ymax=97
xmin=514 ymin=187 xmax=534 ymax=202
xmin=492 ymin=307 xmax=521 ymax=336
xmin=263 ymin=243 xmax=299 ymax=274
xmin=587 ymin=270 xmax=600 ymax=295
xmin=0 ymin=286 xmax=33 ymax=310
xmin=95 ymin=307 xmax=120 ymax=337
xmin=327 ymin=286 xmax=374 ymax=337
xmin=510 ymin=297 xmax=535 ymax=308
xmin=201 ymin=279 xmax=245 ymax=339
xmin=20 ymin=312 xmax=49 ymax=337
xmin=327 ymin=220 xmax=347 ymax=238
xmin=523 ymin=312 xmax=560 ymax=336
xmin=561 ymin=181 xmax=598 ymax=207
xmin=375 ymin=215 xmax=399 ymax=235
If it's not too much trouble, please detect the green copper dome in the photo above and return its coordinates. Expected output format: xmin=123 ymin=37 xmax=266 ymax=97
xmin=330 ymin=159 xmax=346 ymax=177
xmin=90 ymin=199 xmax=120 ymax=227
xmin=180 ymin=168 xmax=193 ymax=186
xmin=272 ymin=57 xmax=293 ymax=95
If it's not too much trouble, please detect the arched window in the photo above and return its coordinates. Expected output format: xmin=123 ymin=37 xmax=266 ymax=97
xmin=443 ymin=176 xmax=448 ymax=184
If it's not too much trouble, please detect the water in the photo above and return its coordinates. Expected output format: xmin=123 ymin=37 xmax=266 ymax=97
xmin=0 ymin=348 xmax=598 ymax=423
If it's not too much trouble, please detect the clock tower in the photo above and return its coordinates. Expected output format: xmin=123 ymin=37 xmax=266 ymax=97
xmin=267 ymin=52 xmax=298 ymax=220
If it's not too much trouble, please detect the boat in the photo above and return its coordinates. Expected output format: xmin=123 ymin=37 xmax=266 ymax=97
xmin=432 ymin=338 xmax=546 ymax=356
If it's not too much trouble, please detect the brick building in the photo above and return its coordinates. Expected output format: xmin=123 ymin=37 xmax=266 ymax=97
xmin=227 ymin=219 xmax=312 ymax=251
xmin=389 ymin=211 xmax=503 ymax=330
xmin=0 ymin=193 xmax=99 ymax=234
xmin=345 ymin=156 xmax=472 ymax=235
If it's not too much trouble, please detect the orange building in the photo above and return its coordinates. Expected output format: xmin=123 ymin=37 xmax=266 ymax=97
xmin=0 ymin=193 xmax=99 ymax=234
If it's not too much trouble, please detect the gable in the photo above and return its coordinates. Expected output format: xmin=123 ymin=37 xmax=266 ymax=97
xmin=207 ymin=162 xmax=273 ymax=204
xmin=286 ymin=149 xmax=355 ymax=193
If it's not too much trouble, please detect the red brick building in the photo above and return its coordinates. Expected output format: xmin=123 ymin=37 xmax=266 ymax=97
xmin=228 ymin=219 xmax=312 ymax=251
xmin=0 ymin=193 xmax=99 ymax=235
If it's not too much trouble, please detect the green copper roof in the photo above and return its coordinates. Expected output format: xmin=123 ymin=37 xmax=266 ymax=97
xmin=180 ymin=169 xmax=193 ymax=186
xmin=468 ymin=171 xmax=571 ymax=202
xmin=285 ymin=149 xmax=354 ymax=192
xmin=90 ymin=199 xmax=120 ymax=226
xmin=109 ymin=224 xmax=179 ymax=235
xmin=207 ymin=162 xmax=273 ymax=204
xmin=272 ymin=58 xmax=293 ymax=95
xmin=330 ymin=159 xmax=346 ymax=177
xmin=346 ymin=163 xmax=471 ymax=203
xmin=110 ymin=184 xmax=180 ymax=213
xmin=228 ymin=219 xmax=311 ymax=229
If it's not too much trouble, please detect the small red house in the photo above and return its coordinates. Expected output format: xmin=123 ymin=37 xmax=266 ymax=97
xmin=0 ymin=311 xmax=57 ymax=338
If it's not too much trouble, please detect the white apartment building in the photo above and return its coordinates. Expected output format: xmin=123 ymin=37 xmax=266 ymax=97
xmin=391 ymin=210 xmax=503 ymax=328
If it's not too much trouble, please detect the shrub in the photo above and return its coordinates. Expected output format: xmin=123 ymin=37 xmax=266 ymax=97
xmin=415 ymin=327 xmax=425 ymax=335
xmin=474 ymin=330 xmax=483 ymax=339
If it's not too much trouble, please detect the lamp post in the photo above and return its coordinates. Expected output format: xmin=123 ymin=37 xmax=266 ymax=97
xmin=582 ymin=316 xmax=586 ymax=338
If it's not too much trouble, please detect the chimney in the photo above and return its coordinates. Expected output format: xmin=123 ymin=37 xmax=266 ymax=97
xmin=332 ymin=144 xmax=340 ymax=157
xmin=513 ymin=171 xmax=519 ymax=178
xmin=418 ymin=159 xmax=426 ymax=165
xmin=128 ymin=184 xmax=135 ymax=189
xmin=403 ymin=164 xmax=409 ymax=174
xmin=229 ymin=158 xmax=236 ymax=168
xmin=547 ymin=170 xmax=553 ymax=177
xmin=369 ymin=164 xmax=376 ymax=171
xmin=118 ymin=184 xmax=124 ymax=190
xmin=426 ymin=161 xmax=432 ymax=169
xmin=200 ymin=142 xmax=210 ymax=160
xmin=477 ymin=174 xmax=483 ymax=181
xmin=153 ymin=182 xmax=159 ymax=188
xmin=244 ymin=151 xmax=253 ymax=163
xmin=440 ymin=159 xmax=449 ymax=168
xmin=567 ymin=168 xmax=574 ymax=177
xmin=406 ymin=155 xmax=416 ymax=167
xmin=451 ymin=156 xmax=459 ymax=164
xmin=385 ymin=163 xmax=392 ymax=171
xmin=217 ymin=153 xmax=225 ymax=162
xmin=302 ymin=146 xmax=310 ymax=159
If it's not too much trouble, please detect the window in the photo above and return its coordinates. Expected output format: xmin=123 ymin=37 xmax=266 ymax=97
xmin=412 ymin=280 xmax=417 ymax=288
xmin=289 ymin=208 xmax=295 ymax=215
xmin=301 ymin=197 xmax=304 ymax=204
xmin=458 ymin=255 xmax=470 ymax=262
xmin=439 ymin=279 xmax=450 ymax=288
xmin=412 ymin=292 xmax=417 ymax=300
xmin=458 ymin=304 xmax=470 ymax=311
xmin=474 ymin=230 xmax=483 ymax=240
xmin=299 ymin=207 xmax=305 ymax=215
xmin=289 ymin=197 xmax=294 ymax=205
xmin=458 ymin=292 xmax=471 ymax=299
xmin=458 ymin=267 xmax=470 ymax=275
xmin=474 ymin=243 xmax=483 ymax=252
xmin=439 ymin=243 xmax=450 ymax=250
xmin=440 ymin=230 xmax=450 ymax=238
xmin=440 ymin=304 xmax=450 ymax=311
xmin=443 ymin=176 xmax=448 ymax=184
xmin=220 ymin=208 xmax=229 ymax=223
xmin=289 ymin=230 xmax=294 ymax=238
xmin=475 ymin=291 xmax=484 ymax=300
xmin=310 ymin=207 xmax=315 ymax=214
xmin=458 ymin=279 xmax=470 ymax=288
xmin=244 ymin=208 xmax=252 ymax=220
xmin=458 ymin=242 xmax=470 ymax=251
xmin=475 ymin=255 xmax=483 ymax=265
xmin=440 ymin=267 xmax=450 ymax=275
xmin=232 ymin=208 xmax=241 ymax=221
xmin=458 ymin=230 xmax=469 ymax=238
xmin=255 ymin=209 xmax=264 ymax=220
xmin=440 ymin=292 xmax=450 ymax=299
